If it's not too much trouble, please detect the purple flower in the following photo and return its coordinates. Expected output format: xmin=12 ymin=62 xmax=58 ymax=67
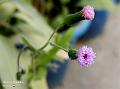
xmin=82 ymin=5 xmax=95 ymax=20
xmin=76 ymin=46 xmax=96 ymax=67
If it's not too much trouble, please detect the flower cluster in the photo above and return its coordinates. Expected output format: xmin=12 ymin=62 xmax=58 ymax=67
xmin=57 ymin=5 xmax=95 ymax=32
xmin=82 ymin=5 xmax=95 ymax=20
xmin=17 ymin=4 xmax=96 ymax=81
xmin=68 ymin=46 xmax=96 ymax=68
xmin=76 ymin=46 xmax=96 ymax=67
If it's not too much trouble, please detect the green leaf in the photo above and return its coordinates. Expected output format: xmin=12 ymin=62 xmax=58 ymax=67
xmin=56 ymin=27 xmax=75 ymax=47
xmin=13 ymin=0 xmax=53 ymax=37
xmin=36 ymin=27 xmax=75 ymax=65
xmin=0 ymin=1 xmax=55 ymax=89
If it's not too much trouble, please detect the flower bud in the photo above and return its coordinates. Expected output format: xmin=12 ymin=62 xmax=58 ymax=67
xmin=16 ymin=72 xmax=21 ymax=80
xmin=68 ymin=48 xmax=77 ymax=60
xmin=82 ymin=5 xmax=95 ymax=20
xmin=68 ymin=46 xmax=96 ymax=68
xmin=57 ymin=5 xmax=95 ymax=32
xmin=58 ymin=11 xmax=84 ymax=32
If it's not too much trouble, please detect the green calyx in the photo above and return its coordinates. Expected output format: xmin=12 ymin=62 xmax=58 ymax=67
xmin=58 ymin=11 xmax=84 ymax=32
xmin=68 ymin=48 xmax=78 ymax=60
xmin=64 ymin=11 xmax=84 ymax=25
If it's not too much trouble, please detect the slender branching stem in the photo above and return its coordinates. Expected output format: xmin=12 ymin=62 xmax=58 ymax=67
xmin=37 ymin=28 xmax=57 ymax=52
xmin=17 ymin=49 xmax=24 ymax=73
xmin=49 ymin=42 xmax=68 ymax=52
xmin=31 ymin=53 xmax=36 ymax=74
xmin=17 ymin=47 xmax=27 ymax=73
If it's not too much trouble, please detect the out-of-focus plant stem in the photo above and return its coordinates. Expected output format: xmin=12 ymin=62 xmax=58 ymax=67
xmin=36 ymin=11 xmax=84 ymax=54
xmin=31 ymin=53 xmax=36 ymax=75
xmin=37 ymin=27 xmax=58 ymax=52
xmin=49 ymin=42 xmax=68 ymax=52
xmin=16 ymin=47 xmax=28 ymax=80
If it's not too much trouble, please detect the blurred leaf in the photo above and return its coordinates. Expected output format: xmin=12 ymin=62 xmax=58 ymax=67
xmin=56 ymin=27 xmax=75 ymax=47
xmin=12 ymin=0 xmax=54 ymax=50
xmin=22 ymin=37 xmax=36 ymax=51
xmin=13 ymin=24 xmax=52 ymax=50
xmin=36 ymin=27 xmax=75 ymax=65
xmin=0 ymin=1 xmax=54 ymax=89
xmin=6 ymin=0 xmax=54 ymax=50
xmin=0 ymin=36 xmax=30 ymax=89
xmin=14 ymin=12 xmax=49 ymax=37
xmin=14 ymin=12 xmax=52 ymax=37
xmin=0 ymin=2 xmax=16 ymax=21
xmin=30 ymin=78 xmax=48 ymax=89
xmin=0 ymin=35 xmax=48 ymax=89
xmin=0 ymin=0 xmax=10 ymax=4
xmin=0 ymin=1 xmax=76 ymax=89
xmin=47 ymin=27 xmax=75 ymax=61
xmin=28 ymin=28 xmax=75 ymax=82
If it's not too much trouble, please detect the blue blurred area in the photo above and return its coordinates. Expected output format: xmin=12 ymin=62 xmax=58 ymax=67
xmin=47 ymin=10 xmax=109 ymax=89
xmin=71 ymin=20 xmax=92 ymax=44
xmin=71 ymin=10 xmax=109 ymax=44
xmin=113 ymin=0 xmax=120 ymax=3
xmin=81 ymin=10 xmax=109 ymax=39
xmin=47 ymin=60 xmax=69 ymax=89
xmin=15 ymin=43 xmax=25 ymax=50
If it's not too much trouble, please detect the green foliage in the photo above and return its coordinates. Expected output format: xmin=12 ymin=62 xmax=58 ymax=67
xmin=0 ymin=0 xmax=54 ymax=89
xmin=0 ymin=0 xmax=76 ymax=89
xmin=28 ymin=27 xmax=75 ymax=81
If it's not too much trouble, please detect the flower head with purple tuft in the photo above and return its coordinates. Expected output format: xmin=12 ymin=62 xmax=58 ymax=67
xmin=82 ymin=5 xmax=95 ymax=20
xmin=76 ymin=46 xmax=96 ymax=67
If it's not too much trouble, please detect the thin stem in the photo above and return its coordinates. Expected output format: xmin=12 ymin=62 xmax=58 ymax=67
xmin=37 ymin=29 xmax=57 ymax=52
xmin=17 ymin=47 xmax=27 ymax=73
xmin=36 ymin=10 xmax=83 ymax=52
xmin=17 ymin=49 xmax=24 ymax=73
xmin=31 ymin=53 xmax=36 ymax=74
xmin=49 ymin=42 xmax=68 ymax=52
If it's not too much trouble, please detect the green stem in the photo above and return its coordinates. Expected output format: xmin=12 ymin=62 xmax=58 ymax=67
xmin=16 ymin=47 xmax=28 ymax=80
xmin=37 ymin=26 xmax=60 ymax=52
xmin=16 ymin=48 xmax=25 ymax=80
xmin=17 ymin=47 xmax=28 ymax=73
xmin=49 ymin=42 xmax=68 ymax=52
xmin=17 ymin=49 xmax=23 ymax=73
xmin=35 ymin=10 xmax=84 ymax=53
xmin=31 ymin=53 xmax=36 ymax=75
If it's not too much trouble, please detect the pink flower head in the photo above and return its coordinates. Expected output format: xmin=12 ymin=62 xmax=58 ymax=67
xmin=76 ymin=46 xmax=96 ymax=67
xmin=82 ymin=5 xmax=95 ymax=20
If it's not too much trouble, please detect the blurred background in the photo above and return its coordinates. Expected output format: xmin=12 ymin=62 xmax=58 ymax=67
xmin=0 ymin=0 xmax=120 ymax=89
